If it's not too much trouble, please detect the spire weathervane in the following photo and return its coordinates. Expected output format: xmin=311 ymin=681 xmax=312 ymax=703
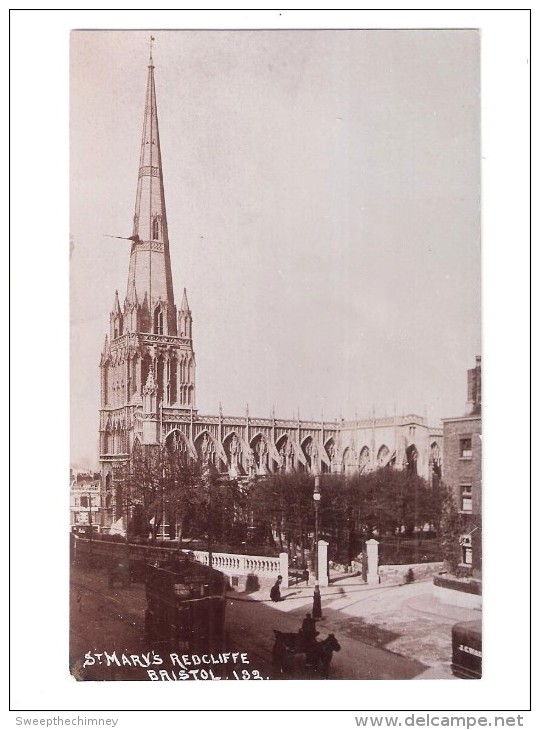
xmin=149 ymin=34 xmax=155 ymax=64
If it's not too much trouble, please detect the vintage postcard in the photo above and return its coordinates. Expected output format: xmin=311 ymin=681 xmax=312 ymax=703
xmin=69 ymin=28 xmax=484 ymax=685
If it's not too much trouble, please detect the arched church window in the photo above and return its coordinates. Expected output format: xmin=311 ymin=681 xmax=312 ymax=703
xmin=131 ymin=358 xmax=137 ymax=396
xmin=156 ymin=357 xmax=164 ymax=404
xmin=152 ymin=216 xmax=160 ymax=240
xmin=154 ymin=308 xmax=164 ymax=335
xmin=141 ymin=356 xmax=150 ymax=395
xmin=406 ymin=445 xmax=418 ymax=476
xmin=377 ymin=445 xmax=389 ymax=468
xmin=301 ymin=437 xmax=313 ymax=472
xmin=102 ymin=366 xmax=108 ymax=406
xmin=169 ymin=359 xmax=177 ymax=404
xmin=321 ymin=439 xmax=334 ymax=474
xmin=359 ymin=446 xmax=370 ymax=472
xmin=343 ymin=446 xmax=356 ymax=476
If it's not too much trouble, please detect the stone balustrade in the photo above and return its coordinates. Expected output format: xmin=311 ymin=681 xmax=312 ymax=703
xmin=183 ymin=549 xmax=288 ymax=589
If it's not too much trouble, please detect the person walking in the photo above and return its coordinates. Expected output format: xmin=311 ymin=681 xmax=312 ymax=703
xmin=301 ymin=612 xmax=319 ymax=667
xmin=300 ymin=612 xmax=318 ymax=642
xmin=270 ymin=575 xmax=284 ymax=602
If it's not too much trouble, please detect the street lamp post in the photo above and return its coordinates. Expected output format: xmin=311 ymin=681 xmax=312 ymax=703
xmin=312 ymin=475 xmax=322 ymax=619
xmin=88 ymin=491 xmax=93 ymax=568
xmin=125 ymin=473 xmax=130 ymax=544
xmin=207 ymin=475 xmax=213 ymax=570
xmin=161 ymin=463 xmax=166 ymax=541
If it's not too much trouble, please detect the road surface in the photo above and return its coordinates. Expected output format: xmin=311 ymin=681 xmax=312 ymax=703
xmin=70 ymin=562 xmax=441 ymax=681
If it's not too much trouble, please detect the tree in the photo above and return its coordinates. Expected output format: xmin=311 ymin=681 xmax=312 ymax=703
xmin=114 ymin=460 xmax=445 ymax=561
xmin=118 ymin=444 xmax=205 ymax=543
xmin=244 ymin=467 xmax=444 ymax=563
xmin=439 ymin=481 xmax=467 ymax=575
xmin=190 ymin=471 xmax=250 ymax=550
xmin=366 ymin=468 xmax=438 ymax=538
xmin=247 ymin=473 xmax=315 ymax=558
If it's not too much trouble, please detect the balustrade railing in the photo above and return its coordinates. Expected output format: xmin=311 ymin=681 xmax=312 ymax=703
xmin=184 ymin=550 xmax=280 ymax=574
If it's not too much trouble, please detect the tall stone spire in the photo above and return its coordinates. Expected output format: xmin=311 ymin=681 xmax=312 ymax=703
xmin=100 ymin=43 xmax=197 ymax=527
xmin=126 ymin=45 xmax=177 ymax=334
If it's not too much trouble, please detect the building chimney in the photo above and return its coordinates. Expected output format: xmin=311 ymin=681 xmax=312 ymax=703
xmin=467 ymin=356 xmax=481 ymax=415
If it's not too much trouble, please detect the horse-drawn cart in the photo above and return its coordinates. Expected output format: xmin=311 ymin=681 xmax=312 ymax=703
xmin=272 ymin=629 xmax=340 ymax=679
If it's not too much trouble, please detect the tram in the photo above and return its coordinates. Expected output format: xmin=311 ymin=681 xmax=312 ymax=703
xmin=145 ymin=558 xmax=228 ymax=652
xmin=71 ymin=534 xmax=228 ymax=652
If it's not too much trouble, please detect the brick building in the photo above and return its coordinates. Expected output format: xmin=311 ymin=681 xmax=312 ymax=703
xmin=70 ymin=469 xmax=103 ymax=533
xmin=441 ymin=356 xmax=482 ymax=577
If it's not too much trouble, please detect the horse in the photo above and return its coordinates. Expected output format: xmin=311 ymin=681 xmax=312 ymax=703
xmin=273 ymin=630 xmax=312 ymax=653
xmin=313 ymin=633 xmax=341 ymax=679
xmin=272 ymin=630 xmax=341 ymax=678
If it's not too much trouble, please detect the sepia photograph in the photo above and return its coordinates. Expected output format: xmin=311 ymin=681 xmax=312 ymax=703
xmin=69 ymin=28 xmax=482 ymax=683
xmin=9 ymin=8 xmax=531 ymax=721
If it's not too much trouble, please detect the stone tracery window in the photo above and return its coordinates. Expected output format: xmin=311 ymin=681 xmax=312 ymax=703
xmin=169 ymin=358 xmax=177 ymax=404
xmin=154 ymin=308 xmax=164 ymax=335
xmin=430 ymin=442 xmax=442 ymax=482
xmin=343 ymin=446 xmax=356 ymax=476
xmin=406 ymin=444 xmax=418 ymax=475
xmin=359 ymin=446 xmax=370 ymax=472
xmin=377 ymin=445 xmax=389 ymax=468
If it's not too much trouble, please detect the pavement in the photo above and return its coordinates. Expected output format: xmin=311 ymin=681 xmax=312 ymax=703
xmin=226 ymin=570 xmax=481 ymax=679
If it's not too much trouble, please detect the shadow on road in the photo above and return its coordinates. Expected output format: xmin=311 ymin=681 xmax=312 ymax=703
xmin=70 ymin=562 xmax=430 ymax=681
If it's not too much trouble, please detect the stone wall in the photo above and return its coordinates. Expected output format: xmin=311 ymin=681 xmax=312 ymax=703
xmin=378 ymin=561 xmax=444 ymax=585
xmin=433 ymin=579 xmax=482 ymax=610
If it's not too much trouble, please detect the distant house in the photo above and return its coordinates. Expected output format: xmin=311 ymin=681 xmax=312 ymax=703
xmin=441 ymin=356 xmax=482 ymax=578
xmin=70 ymin=469 xmax=103 ymax=532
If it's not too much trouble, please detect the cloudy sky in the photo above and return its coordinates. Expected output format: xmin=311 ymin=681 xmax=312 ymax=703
xmin=70 ymin=29 xmax=481 ymax=468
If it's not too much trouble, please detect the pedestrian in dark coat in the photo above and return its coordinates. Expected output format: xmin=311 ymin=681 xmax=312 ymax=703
xmin=301 ymin=612 xmax=318 ymax=642
xmin=270 ymin=575 xmax=284 ymax=602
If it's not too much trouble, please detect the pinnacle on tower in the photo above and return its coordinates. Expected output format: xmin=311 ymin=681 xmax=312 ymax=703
xmin=178 ymin=287 xmax=193 ymax=339
xmin=112 ymin=290 xmax=121 ymax=313
xmin=180 ymin=287 xmax=190 ymax=312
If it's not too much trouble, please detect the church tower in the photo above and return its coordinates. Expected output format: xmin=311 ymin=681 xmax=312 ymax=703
xmin=99 ymin=47 xmax=196 ymax=525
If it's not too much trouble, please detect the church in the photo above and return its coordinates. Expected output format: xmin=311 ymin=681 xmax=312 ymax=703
xmin=98 ymin=49 xmax=442 ymax=528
